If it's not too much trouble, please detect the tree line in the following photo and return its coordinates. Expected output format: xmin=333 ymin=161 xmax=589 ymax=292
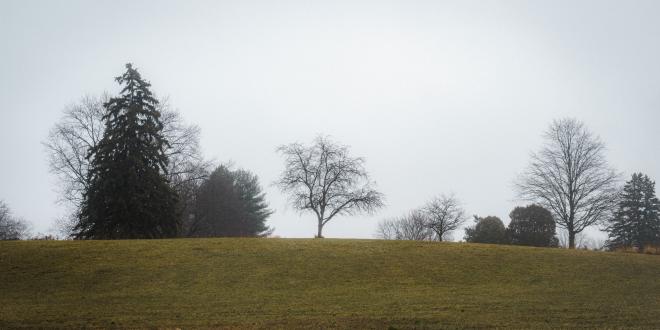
xmin=376 ymin=118 xmax=660 ymax=252
xmin=14 ymin=64 xmax=382 ymax=240
xmin=1 ymin=64 xmax=658 ymax=253
xmin=41 ymin=64 xmax=272 ymax=239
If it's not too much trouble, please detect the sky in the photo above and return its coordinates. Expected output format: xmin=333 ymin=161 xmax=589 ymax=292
xmin=1 ymin=0 xmax=659 ymax=242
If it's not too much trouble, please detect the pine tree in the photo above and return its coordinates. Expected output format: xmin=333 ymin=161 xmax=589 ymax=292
xmin=75 ymin=64 xmax=179 ymax=239
xmin=190 ymin=165 xmax=273 ymax=237
xmin=607 ymin=173 xmax=660 ymax=251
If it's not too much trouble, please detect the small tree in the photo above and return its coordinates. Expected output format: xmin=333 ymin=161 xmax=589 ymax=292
xmin=423 ymin=194 xmax=467 ymax=241
xmin=606 ymin=173 xmax=660 ymax=251
xmin=276 ymin=136 xmax=384 ymax=238
xmin=515 ymin=118 xmax=620 ymax=248
xmin=190 ymin=165 xmax=273 ymax=237
xmin=464 ymin=216 xmax=507 ymax=244
xmin=507 ymin=204 xmax=557 ymax=247
xmin=76 ymin=64 xmax=179 ymax=239
xmin=376 ymin=210 xmax=435 ymax=241
xmin=0 ymin=201 xmax=31 ymax=240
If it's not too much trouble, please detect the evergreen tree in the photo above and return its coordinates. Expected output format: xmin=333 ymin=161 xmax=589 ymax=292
xmin=607 ymin=173 xmax=660 ymax=251
xmin=507 ymin=204 xmax=557 ymax=247
xmin=464 ymin=216 xmax=507 ymax=244
xmin=190 ymin=165 xmax=273 ymax=237
xmin=75 ymin=64 xmax=179 ymax=239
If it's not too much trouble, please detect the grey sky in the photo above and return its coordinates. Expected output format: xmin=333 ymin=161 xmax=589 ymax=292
xmin=1 ymin=0 xmax=659 ymax=240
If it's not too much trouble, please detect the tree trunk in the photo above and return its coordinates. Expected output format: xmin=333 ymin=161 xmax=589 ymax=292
xmin=568 ymin=230 xmax=576 ymax=249
xmin=317 ymin=221 xmax=324 ymax=238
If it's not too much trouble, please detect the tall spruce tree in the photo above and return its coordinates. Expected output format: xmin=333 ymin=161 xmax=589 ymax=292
xmin=75 ymin=64 xmax=179 ymax=239
xmin=607 ymin=173 xmax=660 ymax=251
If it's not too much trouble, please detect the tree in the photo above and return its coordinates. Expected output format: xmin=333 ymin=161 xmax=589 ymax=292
xmin=507 ymin=204 xmax=557 ymax=247
xmin=45 ymin=95 xmax=211 ymax=237
xmin=276 ymin=136 xmax=384 ymax=238
xmin=556 ymin=229 xmax=600 ymax=249
xmin=515 ymin=118 xmax=620 ymax=248
xmin=464 ymin=216 xmax=507 ymax=244
xmin=606 ymin=173 xmax=660 ymax=251
xmin=76 ymin=63 xmax=179 ymax=239
xmin=0 ymin=201 xmax=31 ymax=240
xmin=423 ymin=194 xmax=467 ymax=241
xmin=189 ymin=165 xmax=273 ymax=237
xmin=376 ymin=210 xmax=435 ymax=241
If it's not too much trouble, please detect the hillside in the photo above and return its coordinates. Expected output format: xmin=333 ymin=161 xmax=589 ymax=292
xmin=1 ymin=238 xmax=659 ymax=328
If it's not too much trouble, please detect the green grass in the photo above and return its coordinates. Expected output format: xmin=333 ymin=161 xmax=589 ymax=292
xmin=1 ymin=238 xmax=659 ymax=328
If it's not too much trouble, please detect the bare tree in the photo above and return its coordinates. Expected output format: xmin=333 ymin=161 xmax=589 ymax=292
xmin=423 ymin=194 xmax=467 ymax=241
xmin=44 ymin=94 xmax=212 ymax=236
xmin=276 ymin=136 xmax=384 ymax=238
xmin=44 ymin=95 xmax=106 ymax=207
xmin=557 ymin=229 xmax=605 ymax=250
xmin=376 ymin=210 xmax=435 ymax=241
xmin=0 ymin=200 xmax=31 ymax=240
xmin=515 ymin=118 xmax=620 ymax=248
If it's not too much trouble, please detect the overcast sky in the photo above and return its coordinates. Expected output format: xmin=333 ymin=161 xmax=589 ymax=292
xmin=1 ymin=0 xmax=659 ymax=241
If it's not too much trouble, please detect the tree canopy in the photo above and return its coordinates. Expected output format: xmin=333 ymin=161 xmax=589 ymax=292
xmin=464 ymin=216 xmax=507 ymax=244
xmin=189 ymin=165 xmax=273 ymax=237
xmin=508 ymin=204 xmax=557 ymax=247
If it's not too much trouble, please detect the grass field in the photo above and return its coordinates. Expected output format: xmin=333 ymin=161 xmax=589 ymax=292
xmin=1 ymin=238 xmax=659 ymax=328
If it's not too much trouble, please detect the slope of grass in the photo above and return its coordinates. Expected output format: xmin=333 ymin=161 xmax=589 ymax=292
xmin=1 ymin=238 xmax=659 ymax=328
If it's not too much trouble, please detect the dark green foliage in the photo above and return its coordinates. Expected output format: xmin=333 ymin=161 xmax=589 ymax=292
xmin=75 ymin=64 xmax=179 ymax=239
xmin=190 ymin=165 xmax=273 ymax=237
xmin=507 ymin=204 xmax=557 ymax=247
xmin=464 ymin=216 xmax=507 ymax=244
xmin=607 ymin=173 xmax=660 ymax=251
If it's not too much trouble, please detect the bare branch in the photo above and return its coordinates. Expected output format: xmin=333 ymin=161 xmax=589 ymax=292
xmin=514 ymin=118 xmax=620 ymax=248
xmin=375 ymin=210 xmax=435 ymax=241
xmin=0 ymin=200 xmax=31 ymax=240
xmin=275 ymin=135 xmax=384 ymax=237
xmin=423 ymin=194 xmax=467 ymax=242
xmin=44 ymin=94 xmax=212 ymax=237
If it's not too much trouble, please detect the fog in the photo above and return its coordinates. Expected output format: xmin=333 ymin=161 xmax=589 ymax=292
xmin=1 ymin=0 xmax=659 ymax=240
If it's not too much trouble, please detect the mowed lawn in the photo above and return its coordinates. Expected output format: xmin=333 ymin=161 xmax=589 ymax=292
xmin=1 ymin=238 xmax=659 ymax=328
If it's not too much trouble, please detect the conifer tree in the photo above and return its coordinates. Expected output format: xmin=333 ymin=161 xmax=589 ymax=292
xmin=190 ymin=165 xmax=273 ymax=237
xmin=607 ymin=173 xmax=660 ymax=250
xmin=75 ymin=64 xmax=179 ymax=239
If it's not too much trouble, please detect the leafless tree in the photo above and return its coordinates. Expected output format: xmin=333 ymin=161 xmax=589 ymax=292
xmin=0 ymin=200 xmax=31 ymax=240
xmin=44 ymin=94 xmax=212 ymax=236
xmin=515 ymin=118 xmax=620 ymax=248
xmin=556 ymin=229 xmax=606 ymax=250
xmin=376 ymin=210 xmax=435 ymax=241
xmin=423 ymin=194 xmax=467 ymax=241
xmin=276 ymin=136 xmax=384 ymax=238
xmin=44 ymin=95 xmax=106 ymax=207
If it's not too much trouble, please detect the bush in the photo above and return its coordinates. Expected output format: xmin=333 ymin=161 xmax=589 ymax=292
xmin=464 ymin=216 xmax=507 ymax=244
xmin=507 ymin=205 xmax=557 ymax=247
